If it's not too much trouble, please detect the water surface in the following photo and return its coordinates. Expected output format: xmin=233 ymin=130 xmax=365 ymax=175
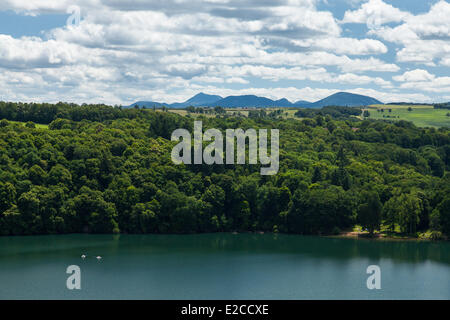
xmin=0 ymin=234 xmax=449 ymax=300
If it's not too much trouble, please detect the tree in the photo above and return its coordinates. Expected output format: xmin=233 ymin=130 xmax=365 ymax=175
xmin=336 ymin=147 xmax=350 ymax=167
xmin=434 ymin=199 xmax=450 ymax=236
xmin=214 ymin=106 xmax=226 ymax=114
xmin=326 ymin=121 xmax=337 ymax=133
xmin=235 ymin=200 xmax=251 ymax=231
xmin=287 ymin=186 xmax=355 ymax=235
xmin=331 ymin=167 xmax=351 ymax=190
xmin=383 ymin=193 xmax=421 ymax=235
xmin=0 ymin=101 xmax=449 ymax=237
xmin=130 ymin=202 xmax=158 ymax=233
xmin=358 ymin=192 xmax=382 ymax=235
xmin=0 ymin=182 xmax=16 ymax=212
xmin=311 ymin=166 xmax=322 ymax=183
xmin=382 ymin=197 xmax=398 ymax=232
xmin=47 ymin=165 xmax=72 ymax=186
xmin=427 ymin=154 xmax=445 ymax=177
xmin=29 ymin=165 xmax=47 ymax=185
xmin=0 ymin=206 xmax=25 ymax=235
xmin=25 ymin=121 xmax=36 ymax=128
xmin=202 ymin=184 xmax=226 ymax=217
xmin=65 ymin=187 xmax=119 ymax=233
xmin=314 ymin=115 xmax=324 ymax=126
xmin=397 ymin=193 xmax=421 ymax=234
xmin=186 ymin=106 xmax=196 ymax=113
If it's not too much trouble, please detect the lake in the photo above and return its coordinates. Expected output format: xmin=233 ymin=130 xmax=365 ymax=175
xmin=0 ymin=233 xmax=449 ymax=300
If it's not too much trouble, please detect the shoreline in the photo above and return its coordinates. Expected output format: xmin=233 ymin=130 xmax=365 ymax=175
xmin=1 ymin=231 xmax=448 ymax=242
xmin=330 ymin=231 xmax=448 ymax=242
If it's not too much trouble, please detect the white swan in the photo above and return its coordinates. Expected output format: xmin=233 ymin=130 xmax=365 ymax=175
xmin=96 ymin=256 xmax=102 ymax=261
xmin=81 ymin=254 xmax=86 ymax=260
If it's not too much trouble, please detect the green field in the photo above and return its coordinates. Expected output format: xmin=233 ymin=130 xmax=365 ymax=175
xmin=225 ymin=107 xmax=299 ymax=119
xmin=4 ymin=105 xmax=449 ymax=129
xmin=174 ymin=105 xmax=450 ymax=128
xmin=366 ymin=105 xmax=450 ymax=128
xmin=5 ymin=120 xmax=49 ymax=129
xmin=165 ymin=107 xmax=299 ymax=119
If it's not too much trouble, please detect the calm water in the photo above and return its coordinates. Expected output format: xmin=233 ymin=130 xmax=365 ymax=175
xmin=0 ymin=234 xmax=449 ymax=300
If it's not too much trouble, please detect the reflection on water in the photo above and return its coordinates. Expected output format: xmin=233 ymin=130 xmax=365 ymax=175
xmin=0 ymin=234 xmax=449 ymax=300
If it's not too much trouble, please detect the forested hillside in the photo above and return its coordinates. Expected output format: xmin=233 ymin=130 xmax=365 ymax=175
xmin=0 ymin=102 xmax=449 ymax=238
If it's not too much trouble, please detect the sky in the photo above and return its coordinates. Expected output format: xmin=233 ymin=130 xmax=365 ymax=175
xmin=0 ymin=0 xmax=449 ymax=105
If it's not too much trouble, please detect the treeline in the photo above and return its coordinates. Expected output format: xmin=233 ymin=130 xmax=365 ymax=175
xmin=0 ymin=101 xmax=146 ymax=124
xmin=186 ymin=106 xmax=226 ymax=115
xmin=434 ymin=103 xmax=450 ymax=110
xmin=389 ymin=102 xmax=433 ymax=106
xmin=295 ymin=106 xmax=361 ymax=119
xmin=0 ymin=105 xmax=449 ymax=238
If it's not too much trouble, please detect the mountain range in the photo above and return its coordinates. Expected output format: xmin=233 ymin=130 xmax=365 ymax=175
xmin=128 ymin=92 xmax=383 ymax=109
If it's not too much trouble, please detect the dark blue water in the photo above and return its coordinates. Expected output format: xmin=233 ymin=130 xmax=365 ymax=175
xmin=0 ymin=234 xmax=449 ymax=300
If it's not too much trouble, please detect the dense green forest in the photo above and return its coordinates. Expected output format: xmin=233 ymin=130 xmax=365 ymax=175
xmin=0 ymin=101 xmax=449 ymax=238
xmin=294 ymin=106 xmax=362 ymax=119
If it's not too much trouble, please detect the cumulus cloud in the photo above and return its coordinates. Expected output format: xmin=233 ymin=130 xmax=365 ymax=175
xmin=2 ymin=0 xmax=76 ymax=14
xmin=406 ymin=1 xmax=450 ymax=41
xmin=393 ymin=69 xmax=435 ymax=82
xmin=0 ymin=34 xmax=124 ymax=71
xmin=342 ymin=0 xmax=411 ymax=27
xmin=0 ymin=0 xmax=446 ymax=104
xmin=285 ymin=37 xmax=387 ymax=55
xmin=393 ymin=69 xmax=450 ymax=94
xmin=346 ymin=0 xmax=450 ymax=67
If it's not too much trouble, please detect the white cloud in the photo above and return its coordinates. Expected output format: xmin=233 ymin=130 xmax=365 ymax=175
xmin=0 ymin=0 xmax=447 ymax=104
xmin=335 ymin=73 xmax=391 ymax=87
xmin=289 ymin=37 xmax=387 ymax=55
xmin=225 ymin=77 xmax=249 ymax=84
xmin=348 ymin=88 xmax=432 ymax=103
xmin=337 ymin=56 xmax=398 ymax=73
xmin=395 ymin=40 xmax=450 ymax=65
xmin=393 ymin=69 xmax=450 ymax=94
xmin=393 ymin=69 xmax=435 ymax=82
xmin=441 ymin=57 xmax=450 ymax=67
xmin=407 ymin=1 xmax=450 ymax=40
xmin=0 ymin=35 xmax=89 ymax=68
xmin=342 ymin=0 xmax=411 ymax=27
xmin=359 ymin=1 xmax=450 ymax=66
xmin=2 ymin=0 xmax=77 ymax=14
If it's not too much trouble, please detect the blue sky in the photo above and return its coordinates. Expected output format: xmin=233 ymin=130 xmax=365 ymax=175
xmin=0 ymin=0 xmax=449 ymax=105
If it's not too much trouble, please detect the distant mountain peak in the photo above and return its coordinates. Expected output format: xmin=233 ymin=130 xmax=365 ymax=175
xmin=184 ymin=93 xmax=222 ymax=106
xmin=191 ymin=92 xmax=217 ymax=99
xmin=309 ymin=92 xmax=382 ymax=108
xmin=127 ymin=91 xmax=382 ymax=109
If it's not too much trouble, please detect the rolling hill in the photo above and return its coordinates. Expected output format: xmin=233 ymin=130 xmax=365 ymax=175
xmin=128 ymin=91 xmax=382 ymax=109
xmin=171 ymin=93 xmax=223 ymax=108
xmin=212 ymin=95 xmax=295 ymax=108
xmin=308 ymin=92 xmax=382 ymax=108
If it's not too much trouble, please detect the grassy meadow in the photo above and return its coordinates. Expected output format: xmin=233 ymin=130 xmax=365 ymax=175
xmin=7 ymin=120 xmax=49 ymax=129
xmin=4 ymin=104 xmax=449 ymax=129
xmin=366 ymin=104 xmax=450 ymax=128
xmin=168 ymin=105 xmax=450 ymax=128
xmin=163 ymin=107 xmax=300 ymax=119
